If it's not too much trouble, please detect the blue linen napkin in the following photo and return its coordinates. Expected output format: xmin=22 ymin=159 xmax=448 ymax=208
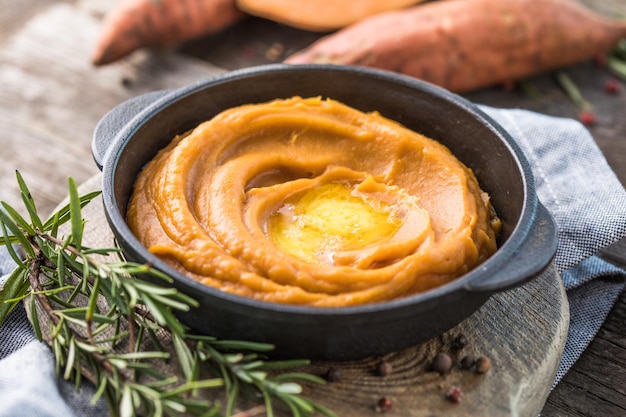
xmin=482 ymin=107 xmax=626 ymax=386
xmin=1 ymin=106 xmax=625 ymax=416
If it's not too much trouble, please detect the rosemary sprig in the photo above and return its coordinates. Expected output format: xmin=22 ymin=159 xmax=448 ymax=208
xmin=0 ymin=171 xmax=335 ymax=417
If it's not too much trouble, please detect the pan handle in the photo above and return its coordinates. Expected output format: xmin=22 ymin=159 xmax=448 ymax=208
xmin=465 ymin=202 xmax=558 ymax=293
xmin=91 ymin=90 xmax=171 ymax=171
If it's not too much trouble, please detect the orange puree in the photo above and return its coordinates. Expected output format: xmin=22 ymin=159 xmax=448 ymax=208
xmin=127 ymin=96 xmax=500 ymax=307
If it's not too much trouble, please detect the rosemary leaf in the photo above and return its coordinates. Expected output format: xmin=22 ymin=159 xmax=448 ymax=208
xmin=161 ymin=399 xmax=187 ymax=414
xmin=64 ymin=337 xmax=77 ymax=380
xmin=16 ymin=171 xmax=44 ymax=231
xmin=241 ymin=360 xmax=265 ymax=370
xmin=173 ymin=332 xmax=197 ymax=381
xmin=120 ymin=385 xmax=134 ymax=417
xmin=140 ymin=294 xmax=169 ymax=327
xmin=0 ymin=202 xmax=36 ymax=237
xmin=131 ymin=281 xmax=182 ymax=296
xmin=1 ymin=221 xmax=24 ymax=265
xmin=68 ymin=178 xmax=84 ymax=251
xmin=83 ymin=247 xmax=121 ymax=256
xmin=86 ymin=273 xmax=100 ymax=322
xmin=208 ymin=339 xmax=276 ymax=352
xmin=29 ymin=294 xmax=43 ymax=340
xmin=160 ymin=378 xmax=224 ymax=398
xmin=0 ymin=206 xmax=35 ymax=258
xmin=262 ymin=387 xmax=279 ymax=417
xmin=144 ymin=376 xmax=179 ymax=388
xmin=92 ymin=376 xmax=108 ymax=405
xmin=0 ymin=266 xmax=29 ymax=323
xmin=279 ymin=392 xmax=314 ymax=414
xmin=275 ymin=382 xmax=303 ymax=394
xmin=146 ymin=293 xmax=192 ymax=312
xmin=225 ymin=378 xmax=240 ymax=417
xmin=49 ymin=210 xmax=61 ymax=238
xmin=271 ymin=372 xmax=326 ymax=384
xmin=108 ymin=351 xmax=170 ymax=361
xmin=74 ymin=340 xmax=107 ymax=353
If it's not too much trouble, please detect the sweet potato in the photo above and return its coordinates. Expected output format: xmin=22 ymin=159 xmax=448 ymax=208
xmin=92 ymin=0 xmax=247 ymax=66
xmin=235 ymin=0 xmax=425 ymax=32
xmin=285 ymin=0 xmax=626 ymax=93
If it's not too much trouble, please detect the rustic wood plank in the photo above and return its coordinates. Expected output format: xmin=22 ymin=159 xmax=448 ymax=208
xmin=0 ymin=3 xmax=224 ymax=217
xmin=0 ymin=0 xmax=61 ymax=42
xmin=543 ymin=288 xmax=626 ymax=416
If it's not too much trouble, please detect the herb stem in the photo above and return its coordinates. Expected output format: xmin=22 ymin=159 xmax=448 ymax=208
xmin=555 ymin=71 xmax=591 ymax=111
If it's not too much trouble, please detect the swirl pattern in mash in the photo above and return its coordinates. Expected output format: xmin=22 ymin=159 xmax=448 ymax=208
xmin=127 ymin=97 xmax=500 ymax=307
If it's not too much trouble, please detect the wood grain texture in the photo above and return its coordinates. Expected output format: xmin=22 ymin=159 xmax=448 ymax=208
xmin=0 ymin=2 xmax=225 ymax=217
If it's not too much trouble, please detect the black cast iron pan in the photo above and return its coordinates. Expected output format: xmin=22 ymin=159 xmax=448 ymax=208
xmin=92 ymin=64 xmax=557 ymax=360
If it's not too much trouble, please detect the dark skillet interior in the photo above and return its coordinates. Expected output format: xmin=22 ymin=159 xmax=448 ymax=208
xmin=97 ymin=65 xmax=554 ymax=360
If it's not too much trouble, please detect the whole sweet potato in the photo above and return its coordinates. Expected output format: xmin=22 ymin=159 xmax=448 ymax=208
xmin=285 ymin=0 xmax=626 ymax=92
xmin=92 ymin=0 xmax=246 ymax=66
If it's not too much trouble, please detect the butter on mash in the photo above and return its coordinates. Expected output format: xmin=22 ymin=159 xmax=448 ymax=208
xmin=127 ymin=96 xmax=500 ymax=307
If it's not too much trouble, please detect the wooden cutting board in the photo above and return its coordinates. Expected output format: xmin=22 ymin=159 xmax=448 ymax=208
xmin=59 ymin=174 xmax=568 ymax=417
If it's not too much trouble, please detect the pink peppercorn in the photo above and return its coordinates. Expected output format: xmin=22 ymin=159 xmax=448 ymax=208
xmin=445 ymin=386 xmax=463 ymax=403
xmin=579 ymin=111 xmax=596 ymax=127
xmin=604 ymin=79 xmax=621 ymax=95
xmin=376 ymin=397 xmax=393 ymax=413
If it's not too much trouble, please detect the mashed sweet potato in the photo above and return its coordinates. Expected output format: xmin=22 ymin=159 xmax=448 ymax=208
xmin=127 ymin=96 xmax=500 ymax=307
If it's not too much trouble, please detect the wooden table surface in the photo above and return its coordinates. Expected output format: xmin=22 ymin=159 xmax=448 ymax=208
xmin=0 ymin=1 xmax=624 ymax=416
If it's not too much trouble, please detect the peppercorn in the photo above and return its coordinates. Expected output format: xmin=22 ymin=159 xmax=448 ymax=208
xmin=474 ymin=356 xmax=492 ymax=374
xmin=604 ymin=79 xmax=621 ymax=95
xmin=375 ymin=397 xmax=393 ymax=413
xmin=445 ymin=386 xmax=463 ymax=403
xmin=325 ymin=367 xmax=342 ymax=382
xmin=376 ymin=360 xmax=393 ymax=377
xmin=579 ymin=110 xmax=596 ymax=127
xmin=451 ymin=334 xmax=468 ymax=350
xmin=459 ymin=354 xmax=475 ymax=370
xmin=431 ymin=352 xmax=452 ymax=375
xmin=594 ymin=53 xmax=608 ymax=67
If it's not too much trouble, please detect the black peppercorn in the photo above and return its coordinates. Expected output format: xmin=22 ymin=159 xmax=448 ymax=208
xmin=376 ymin=360 xmax=393 ymax=377
xmin=431 ymin=352 xmax=452 ymax=374
xmin=459 ymin=354 xmax=475 ymax=370
xmin=325 ymin=367 xmax=342 ymax=382
xmin=451 ymin=334 xmax=468 ymax=350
